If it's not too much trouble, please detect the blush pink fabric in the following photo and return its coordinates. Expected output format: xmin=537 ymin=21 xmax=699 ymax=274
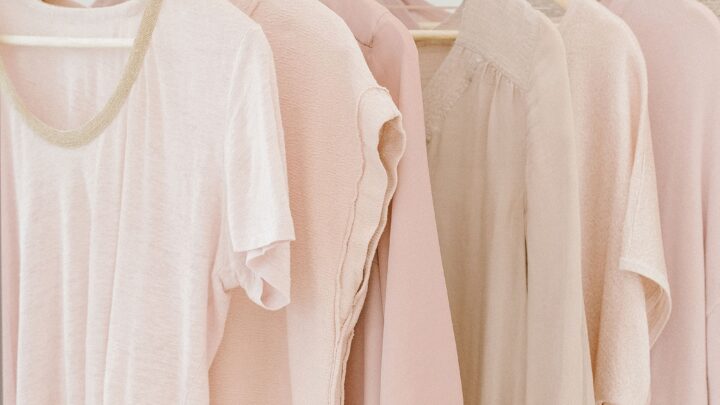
xmin=601 ymin=0 xmax=720 ymax=403
xmin=318 ymin=1 xmax=462 ymax=404
xmin=208 ymin=1 xmax=406 ymax=404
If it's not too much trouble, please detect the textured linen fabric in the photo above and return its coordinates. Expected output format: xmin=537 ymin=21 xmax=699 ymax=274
xmin=422 ymin=0 xmax=594 ymax=403
xmin=208 ymin=1 xmax=405 ymax=404
xmin=317 ymin=1 xmax=463 ymax=404
xmin=0 ymin=0 xmax=294 ymax=403
xmin=557 ymin=0 xmax=671 ymax=403
xmin=601 ymin=0 xmax=720 ymax=403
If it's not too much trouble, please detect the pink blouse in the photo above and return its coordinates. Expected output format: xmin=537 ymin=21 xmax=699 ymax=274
xmin=319 ymin=1 xmax=463 ymax=404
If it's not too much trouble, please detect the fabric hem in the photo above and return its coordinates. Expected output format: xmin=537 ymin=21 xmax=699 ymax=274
xmin=618 ymin=257 xmax=672 ymax=346
xmin=217 ymin=234 xmax=294 ymax=311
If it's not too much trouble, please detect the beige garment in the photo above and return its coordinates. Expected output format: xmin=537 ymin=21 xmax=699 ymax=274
xmin=558 ymin=0 xmax=671 ymax=403
xmin=318 ymin=1 xmax=463 ymax=404
xmin=423 ymin=0 xmax=594 ymax=403
xmin=208 ymin=0 xmax=405 ymax=404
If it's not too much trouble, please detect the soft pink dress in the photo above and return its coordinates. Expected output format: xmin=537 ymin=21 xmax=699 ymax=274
xmin=601 ymin=0 xmax=720 ymax=403
xmin=318 ymin=1 xmax=462 ymax=404
xmin=208 ymin=0 xmax=405 ymax=404
xmin=558 ymin=0 xmax=671 ymax=402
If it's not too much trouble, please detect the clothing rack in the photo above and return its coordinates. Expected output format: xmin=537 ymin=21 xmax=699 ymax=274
xmin=411 ymin=29 xmax=458 ymax=44
xmin=384 ymin=4 xmax=458 ymax=9
xmin=0 ymin=35 xmax=133 ymax=48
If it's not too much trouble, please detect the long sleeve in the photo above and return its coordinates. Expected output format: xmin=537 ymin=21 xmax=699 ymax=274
xmin=373 ymin=16 xmax=463 ymax=405
xmin=524 ymin=22 xmax=594 ymax=405
xmin=342 ymin=9 xmax=462 ymax=404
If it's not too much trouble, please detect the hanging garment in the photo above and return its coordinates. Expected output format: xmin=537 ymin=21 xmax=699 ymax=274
xmin=208 ymin=0 xmax=405 ymax=404
xmin=0 ymin=0 xmax=295 ymax=403
xmin=600 ymin=0 xmax=720 ymax=403
xmin=318 ymin=1 xmax=463 ymax=404
xmin=557 ymin=0 xmax=671 ymax=402
xmin=422 ymin=0 xmax=594 ymax=403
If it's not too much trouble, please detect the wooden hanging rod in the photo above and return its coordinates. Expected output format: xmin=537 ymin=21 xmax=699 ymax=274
xmin=384 ymin=5 xmax=458 ymax=10
xmin=0 ymin=35 xmax=134 ymax=48
xmin=411 ymin=29 xmax=458 ymax=45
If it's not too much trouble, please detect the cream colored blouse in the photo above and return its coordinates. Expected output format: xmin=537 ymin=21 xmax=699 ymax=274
xmin=559 ymin=0 xmax=671 ymax=402
xmin=423 ymin=0 xmax=594 ymax=403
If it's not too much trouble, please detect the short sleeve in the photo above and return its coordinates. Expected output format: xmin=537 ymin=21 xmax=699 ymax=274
xmin=615 ymin=80 xmax=671 ymax=345
xmin=214 ymin=26 xmax=295 ymax=310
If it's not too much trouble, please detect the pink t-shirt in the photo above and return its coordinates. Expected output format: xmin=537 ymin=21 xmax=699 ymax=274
xmin=0 ymin=0 xmax=294 ymax=403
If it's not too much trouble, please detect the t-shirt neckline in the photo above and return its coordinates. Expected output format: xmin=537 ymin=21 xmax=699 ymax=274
xmin=0 ymin=0 xmax=163 ymax=148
